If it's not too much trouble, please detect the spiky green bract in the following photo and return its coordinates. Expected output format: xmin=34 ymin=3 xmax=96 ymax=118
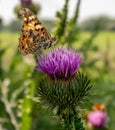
xmin=35 ymin=72 xmax=92 ymax=129
xmin=36 ymin=72 xmax=92 ymax=110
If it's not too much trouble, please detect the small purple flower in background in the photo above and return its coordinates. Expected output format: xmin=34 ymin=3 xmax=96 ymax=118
xmin=37 ymin=47 xmax=82 ymax=80
xmin=20 ymin=0 xmax=32 ymax=6
xmin=88 ymin=111 xmax=108 ymax=128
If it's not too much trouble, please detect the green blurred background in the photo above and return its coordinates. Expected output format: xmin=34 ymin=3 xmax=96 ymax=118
xmin=0 ymin=0 xmax=115 ymax=130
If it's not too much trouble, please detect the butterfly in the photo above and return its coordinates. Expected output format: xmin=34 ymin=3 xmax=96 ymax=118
xmin=18 ymin=8 xmax=57 ymax=55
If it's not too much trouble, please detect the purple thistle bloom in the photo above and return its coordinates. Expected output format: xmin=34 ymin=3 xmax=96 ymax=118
xmin=37 ymin=47 xmax=82 ymax=80
xmin=88 ymin=111 xmax=108 ymax=128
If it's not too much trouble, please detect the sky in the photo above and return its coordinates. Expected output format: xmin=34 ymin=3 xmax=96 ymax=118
xmin=0 ymin=0 xmax=115 ymax=25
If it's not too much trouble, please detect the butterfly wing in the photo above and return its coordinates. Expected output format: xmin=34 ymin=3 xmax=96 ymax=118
xmin=18 ymin=8 xmax=57 ymax=55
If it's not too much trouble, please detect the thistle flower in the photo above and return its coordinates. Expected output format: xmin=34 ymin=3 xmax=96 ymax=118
xmin=37 ymin=47 xmax=82 ymax=80
xmin=35 ymin=47 xmax=92 ymax=130
xmin=88 ymin=111 xmax=108 ymax=128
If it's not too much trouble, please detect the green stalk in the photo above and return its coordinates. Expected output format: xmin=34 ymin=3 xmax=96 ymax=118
xmin=61 ymin=107 xmax=73 ymax=130
xmin=61 ymin=107 xmax=84 ymax=130
xmin=55 ymin=0 xmax=69 ymax=44
xmin=66 ymin=0 xmax=81 ymax=45
xmin=72 ymin=107 xmax=85 ymax=130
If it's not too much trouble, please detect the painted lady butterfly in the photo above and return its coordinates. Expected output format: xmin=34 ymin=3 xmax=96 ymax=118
xmin=18 ymin=8 xmax=57 ymax=55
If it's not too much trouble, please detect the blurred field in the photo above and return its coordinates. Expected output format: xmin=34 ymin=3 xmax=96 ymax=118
xmin=1 ymin=31 xmax=115 ymax=62
xmin=1 ymin=30 xmax=115 ymax=130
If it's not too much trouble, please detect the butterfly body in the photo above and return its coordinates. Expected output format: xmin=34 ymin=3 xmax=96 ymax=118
xmin=18 ymin=8 xmax=57 ymax=55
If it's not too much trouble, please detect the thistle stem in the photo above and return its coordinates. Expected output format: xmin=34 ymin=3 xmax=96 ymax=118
xmin=62 ymin=108 xmax=73 ymax=130
xmin=61 ymin=107 xmax=84 ymax=130
xmin=72 ymin=107 xmax=85 ymax=130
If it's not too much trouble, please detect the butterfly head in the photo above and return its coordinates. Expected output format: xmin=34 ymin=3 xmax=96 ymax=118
xmin=51 ymin=36 xmax=58 ymax=45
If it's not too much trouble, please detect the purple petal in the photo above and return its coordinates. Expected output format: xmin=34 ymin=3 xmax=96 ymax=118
xmin=37 ymin=47 xmax=82 ymax=80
